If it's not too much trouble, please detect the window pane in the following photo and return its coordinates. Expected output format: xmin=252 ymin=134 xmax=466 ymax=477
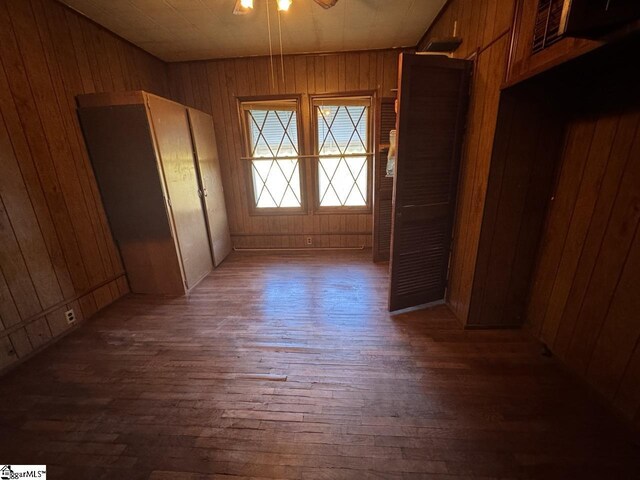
xmin=316 ymin=104 xmax=369 ymax=207
xmin=246 ymin=107 xmax=301 ymax=209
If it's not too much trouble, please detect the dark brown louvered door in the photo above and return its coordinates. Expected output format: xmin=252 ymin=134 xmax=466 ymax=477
xmin=388 ymin=53 xmax=471 ymax=312
xmin=373 ymin=98 xmax=397 ymax=262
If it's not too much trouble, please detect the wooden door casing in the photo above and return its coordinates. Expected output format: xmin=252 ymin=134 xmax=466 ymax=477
xmin=187 ymin=108 xmax=233 ymax=267
xmin=389 ymin=54 xmax=471 ymax=312
xmin=147 ymin=96 xmax=213 ymax=289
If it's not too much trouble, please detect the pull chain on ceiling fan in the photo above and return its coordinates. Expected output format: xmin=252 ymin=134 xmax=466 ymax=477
xmin=233 ymin=0 xmax=339 ymax=93
xmin=234 ymin=0 xmax=338 ymax=15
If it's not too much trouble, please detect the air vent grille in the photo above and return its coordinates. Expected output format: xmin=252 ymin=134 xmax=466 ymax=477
xmin=532 ymin=0 xmax=567 ymax=53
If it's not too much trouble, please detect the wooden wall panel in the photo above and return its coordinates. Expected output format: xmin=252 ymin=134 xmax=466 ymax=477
xmin=421 ymin=0 xmax=640 ymax=424
xmin=0 ymin=0 xmax=168 ymax=373
xmin=419 ymin=0 xmax=517 ymax=323
xmin=418 ymin=0 xmax=515 ymax=57
xmin=464 ymin=80 xmax=567 ymax=327
xmin=527 ymin=109 xmax=640 ymax=423
xmin=167 ymin=50 xmax=400 ymax=249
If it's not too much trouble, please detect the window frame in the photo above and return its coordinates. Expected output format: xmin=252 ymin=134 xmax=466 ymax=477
xmin=310 ymin=92 xmax=375 ymax=214
xmin=238 ymin=95 xmax=307 ymax=216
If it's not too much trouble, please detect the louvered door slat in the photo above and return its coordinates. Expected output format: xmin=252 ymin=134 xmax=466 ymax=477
xmin=373 ymin=98 xmax=397 ymax=262
xmin=388 ymin=54 xmax=471 ymax=312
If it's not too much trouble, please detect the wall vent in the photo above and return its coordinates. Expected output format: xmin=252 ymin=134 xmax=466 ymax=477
xmin=533 ymin=0 xmax=567 ymax=53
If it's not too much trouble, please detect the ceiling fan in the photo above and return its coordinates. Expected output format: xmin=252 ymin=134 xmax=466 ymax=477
xmin=234 ymin=0 xmax=338 ymax=15
xmin=313 ymin=0 xmax=339 ymax=8
xmin=231 ymin=0 xmax=339 ymax=92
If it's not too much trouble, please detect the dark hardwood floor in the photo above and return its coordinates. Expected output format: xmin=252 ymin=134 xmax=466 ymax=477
xmin=0 ymin=250 xmax=639 ymax=479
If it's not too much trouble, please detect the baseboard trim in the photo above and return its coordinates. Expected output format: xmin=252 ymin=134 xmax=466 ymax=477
xmin=0 ymin=275 xmax=128 ymax=377
xmin=0 ymin=272 xmax=126 ymax=339
xmin=233 ymin=246 xmax=366 ymax=252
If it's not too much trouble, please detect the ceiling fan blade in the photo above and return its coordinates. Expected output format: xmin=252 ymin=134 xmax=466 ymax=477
xmin=313 ymin=0 xmax=339 ymax=9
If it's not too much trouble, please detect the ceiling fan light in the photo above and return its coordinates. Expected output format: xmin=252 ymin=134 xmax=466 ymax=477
xmin=240 ymin=0 xmax=253 ymax=9
xmin=278 ymin=0 xmax=292 ymax=11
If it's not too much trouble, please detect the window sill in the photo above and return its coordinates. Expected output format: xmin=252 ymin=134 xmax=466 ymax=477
xmin=314 ymin=206 xmax=372 ymax=215
xmin=248 ymin=208 xmax=308 ymax=217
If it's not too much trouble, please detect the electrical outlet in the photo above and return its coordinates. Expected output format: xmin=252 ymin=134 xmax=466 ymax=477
xmin=65 ymin=309 xmax=76 ymax=325
xmin=306 ymin=236 xmax=313 ymax=246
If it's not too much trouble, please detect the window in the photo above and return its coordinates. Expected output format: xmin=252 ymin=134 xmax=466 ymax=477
xmin=314 ymin=97 xmax=372 ymax=209
xmin=241 ymin=99 xmax=302 ymax=210
xmin=238 ymin=95 xmax=373 ymax=215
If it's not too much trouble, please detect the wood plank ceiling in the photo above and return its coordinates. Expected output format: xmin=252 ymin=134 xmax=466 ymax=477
xmin=59 ymin=0 xmax=447 ymax=61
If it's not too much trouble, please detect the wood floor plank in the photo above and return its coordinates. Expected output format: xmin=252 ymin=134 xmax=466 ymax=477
xmin=0 ymin=251 xmax=638 ymax=479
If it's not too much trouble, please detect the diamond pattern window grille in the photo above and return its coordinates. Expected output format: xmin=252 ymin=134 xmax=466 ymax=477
xmin=316 ymin=104 xmax=370 ymax=207
xmin=246 ymin=108 xmax=301 ymax=208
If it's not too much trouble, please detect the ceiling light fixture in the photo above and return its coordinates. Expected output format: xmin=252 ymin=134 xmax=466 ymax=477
xmin=277 ymin=0 xmax=292 ymax=11
xmin=233 ymin=0 xmax=253 ymax=15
